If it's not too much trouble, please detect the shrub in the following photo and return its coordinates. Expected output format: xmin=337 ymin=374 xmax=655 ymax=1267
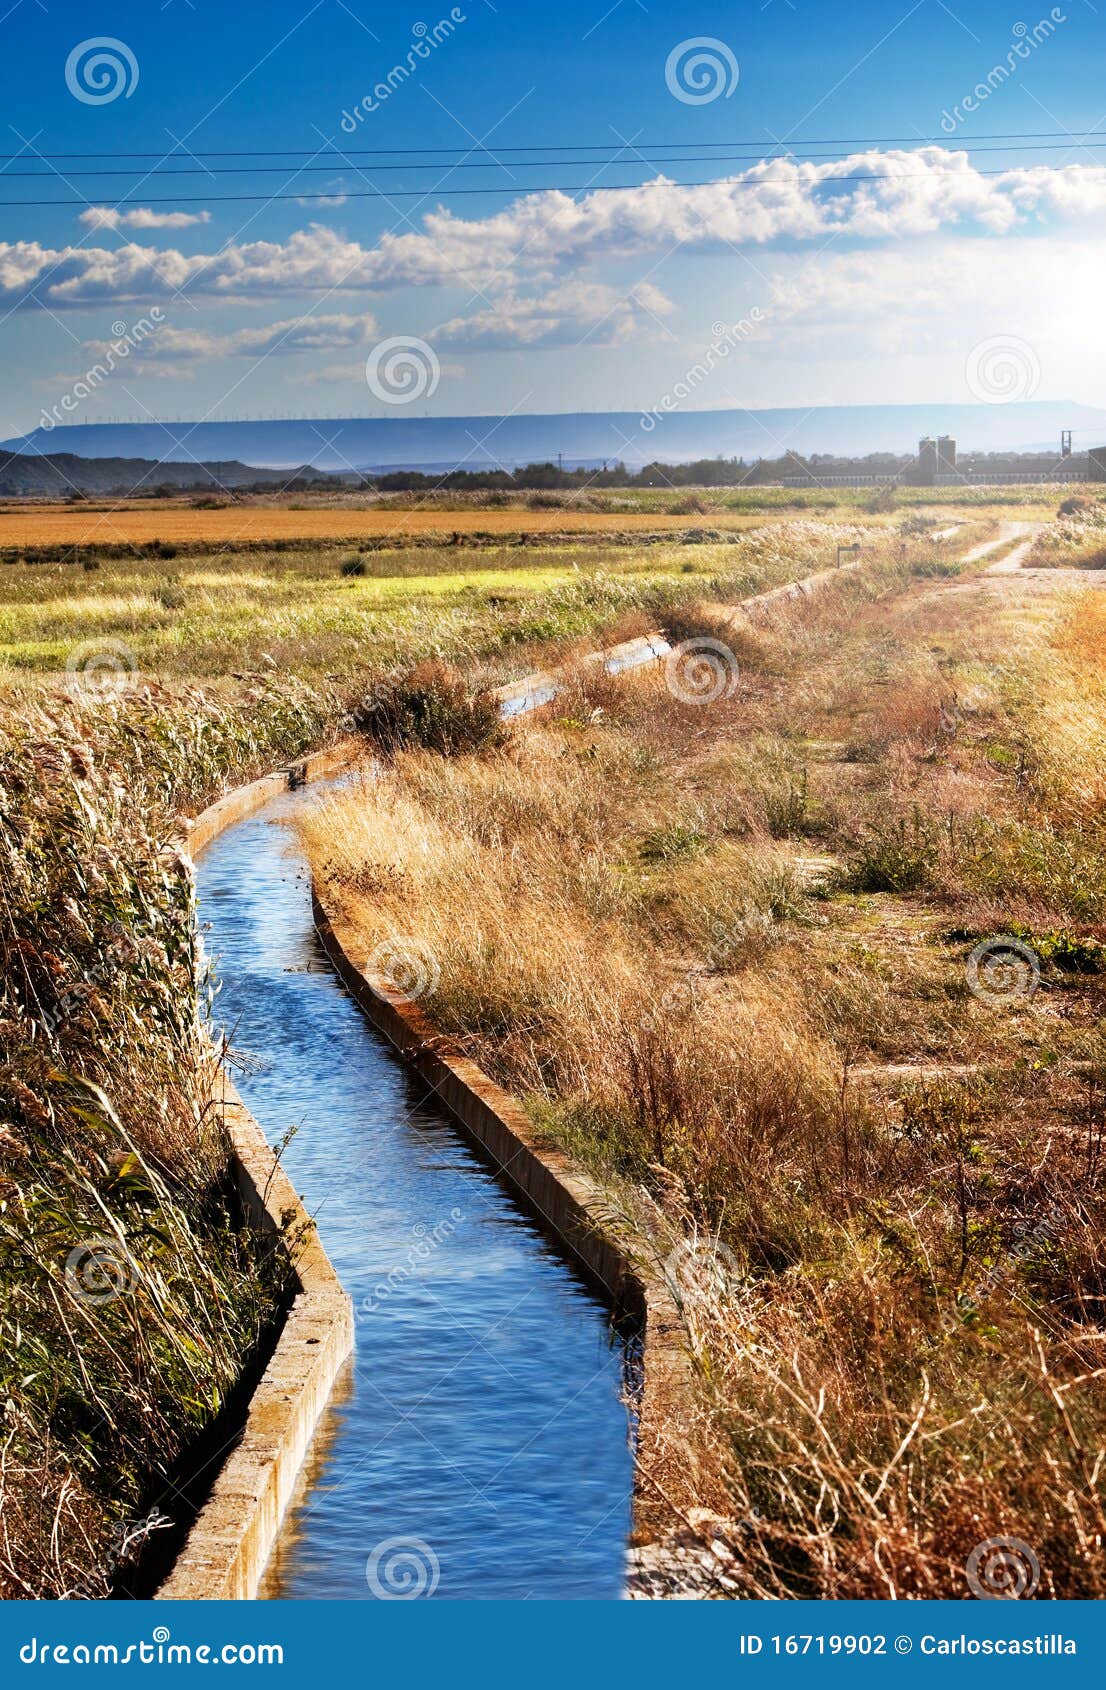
xmin=839 ymin=812 xmax=940 ymax=893
xmin=156 ymin=580 xmax=187 ymax=610
xmin=357 ymin=661 xmax=508 ymax=756
xmin=640 ymin=822 xmax=709 ymax=863
xmin=660 ymin=603 xmax=737 ymax=648
xmin=909 ymin=553 xmax=961 ymax=579
xmin=763 ymin=766 xmax=813 ymax=838
xmin=1009 ymin=922 xmax=1105 ymax=974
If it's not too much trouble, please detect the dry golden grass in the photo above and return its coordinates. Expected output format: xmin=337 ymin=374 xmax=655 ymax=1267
xmin=1026 ymin=495 xmax=1106 ymax=570
xmin=1036 ymin=595 xmax=1106 ymax=824
xmin=0 ymin=503 xmax=796 ymax=549
xmin=304 ymin=556 xmax=1106 ymax=1597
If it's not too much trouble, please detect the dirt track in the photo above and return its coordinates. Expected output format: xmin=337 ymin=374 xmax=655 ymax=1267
xmin=978 ymin=520 xmax=1106 ymax=591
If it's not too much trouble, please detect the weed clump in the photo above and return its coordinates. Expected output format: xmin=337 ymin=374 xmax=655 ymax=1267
xmin=839 ymin=812 xmax=940 ymax=893
xmin=357 ymin=661 xmax=508 ymax=756
xmin=640 ymin=821 xmax=709 ymax=863
xmin=155 ymin=579 xmax=187 ymax=610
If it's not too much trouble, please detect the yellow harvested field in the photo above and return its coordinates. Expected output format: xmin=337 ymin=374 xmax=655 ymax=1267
xmin=0 ymin=504 xmax=759 ymax=548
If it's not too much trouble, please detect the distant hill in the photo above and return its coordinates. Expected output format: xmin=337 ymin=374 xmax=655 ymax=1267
xmin=4 ymin=402 xmax=1105 ymax=474
xmin=0 ymin=451 xmax=331 ymax=496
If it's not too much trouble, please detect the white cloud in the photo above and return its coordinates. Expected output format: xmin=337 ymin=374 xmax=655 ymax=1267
xmin=84 ymin=310 xmax=379 ymax=364
xmin=299 ymin=361 xmax=367 ymax=386
xmin=78 ymin=207 xmax=212 ymax=231
xmin=771 ymin=236 xmax=1100 ymax=334
xmin=759 ymin=233 xmax=1106 ymax=402
xmin=300 ymin=357 xmax=465 ymax=387
xmin=2 ymin=152 xmax=1105 ymax=315
xmin=434 ymin=281 xmax=674 ymax=349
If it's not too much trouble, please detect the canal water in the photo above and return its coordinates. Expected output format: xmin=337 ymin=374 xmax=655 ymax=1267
xmin=196 ymin=788 xmax=633 ymax=1600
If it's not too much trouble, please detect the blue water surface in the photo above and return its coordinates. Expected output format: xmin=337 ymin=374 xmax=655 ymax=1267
xmin=196 ymin=790 xmax=633 ymax=1601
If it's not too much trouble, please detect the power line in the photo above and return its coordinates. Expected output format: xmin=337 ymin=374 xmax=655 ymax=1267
xmin=4 ymin=162 xmax=1105 ymax=210
xmin=0 ymin=127 xmax=1101 ymax=161
xmin=6 ymin=139 xmax=1106 ymax=179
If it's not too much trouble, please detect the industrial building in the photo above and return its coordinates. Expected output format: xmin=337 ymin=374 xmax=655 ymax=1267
xmin=914 ymin=436 xmax=958 ymax=486
xmin=774 ymin=432 xmax=1088 ymax=489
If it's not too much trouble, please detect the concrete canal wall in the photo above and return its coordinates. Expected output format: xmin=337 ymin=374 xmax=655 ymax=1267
xmin=157 ymin=743 xmax=361 ymax=1601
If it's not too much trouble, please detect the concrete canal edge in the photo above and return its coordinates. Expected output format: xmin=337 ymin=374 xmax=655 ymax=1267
xmin=157 ymin=742 xmax=362 ymax=1601
xmin=488 ymin=557 xmax=867 ymax=715
xmin=310 ymin=887 xmax=702 ymax=1546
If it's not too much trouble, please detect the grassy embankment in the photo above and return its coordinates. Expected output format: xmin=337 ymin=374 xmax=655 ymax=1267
xmin=0 ymin=677 xmax=348 ymax=1597
xmin=1028 ymin=493 xmax=1106 ymax=570
xmin=0 ymin=507 xmax=916 ymax=1596
xmin=303 ymin=532 xmax=1106 ymax=1598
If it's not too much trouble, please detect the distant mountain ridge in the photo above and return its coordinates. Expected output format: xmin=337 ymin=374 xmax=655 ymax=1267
xmin=0 ymin=452 xmax=327 ymax=496
xmin=4 ymin=401 xmax=1104 ymax=474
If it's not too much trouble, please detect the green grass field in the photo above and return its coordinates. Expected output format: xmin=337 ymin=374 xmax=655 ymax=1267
xmin=0 ymin=518 xmax=906 ymax=682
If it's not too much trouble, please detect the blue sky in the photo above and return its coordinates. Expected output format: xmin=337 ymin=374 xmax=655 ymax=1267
xmin=1 ymin=0 xmax=1104 ymax=440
